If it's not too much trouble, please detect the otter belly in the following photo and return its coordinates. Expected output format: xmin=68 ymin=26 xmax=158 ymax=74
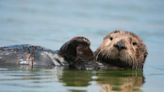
xmin=0 ymin=44 xmax=68 ymax=67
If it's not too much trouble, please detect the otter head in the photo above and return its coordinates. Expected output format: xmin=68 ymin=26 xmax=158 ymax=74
xmin=95 ymin=30 xmax=148 ymax=69
xmin=59 ymin=36 xmax=99 ymax=70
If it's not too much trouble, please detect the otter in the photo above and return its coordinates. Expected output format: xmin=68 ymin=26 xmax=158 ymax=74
xmin=0 ymin=36 xmax=99 ymax=70
xmin=95 ymin=30 xmax=148 ymax=69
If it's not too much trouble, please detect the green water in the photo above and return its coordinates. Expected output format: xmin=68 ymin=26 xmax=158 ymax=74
xmin=0 ymin=66 xmax=144 ymax=92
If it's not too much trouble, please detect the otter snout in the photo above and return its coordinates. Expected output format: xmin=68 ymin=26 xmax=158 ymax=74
xmin=114 ymin=40 xmax=127 ymax=51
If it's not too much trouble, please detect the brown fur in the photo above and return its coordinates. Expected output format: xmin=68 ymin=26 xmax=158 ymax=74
xmin=59 ymin=36 xmax=98 ymax=69
xmin=95 ymin=30 xmax=148 ymax=69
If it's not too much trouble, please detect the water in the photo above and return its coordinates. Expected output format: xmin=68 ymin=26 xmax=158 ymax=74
xmin=0 ymin=0 xmax=164 ymax=92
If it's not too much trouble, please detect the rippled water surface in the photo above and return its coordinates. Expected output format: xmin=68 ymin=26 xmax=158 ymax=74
xmin=0 ymin=0 xmax=164 ymax=92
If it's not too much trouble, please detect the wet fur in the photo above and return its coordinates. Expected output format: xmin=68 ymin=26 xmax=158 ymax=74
xmin=58 ymin=36 xmax=97 ymax=70
xmin=95 ymin=30 xmax=148 ymax=69
xmin=0 ymin=37 xmax=99 ymax=70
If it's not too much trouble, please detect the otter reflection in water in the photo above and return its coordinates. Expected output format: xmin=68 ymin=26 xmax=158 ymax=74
xmin=98 ymin=70 xmax=144 ymax=92
xmin=95 ymin=30 xmax=148 ymax=69
xmin=60 ymin=70 xmax=144 ymax=92
xmin=0 ymin=36 xmax=99 ymax=70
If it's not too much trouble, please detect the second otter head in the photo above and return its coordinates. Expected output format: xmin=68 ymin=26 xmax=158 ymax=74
xmin=95 ymin=30 xmax=148 ymax=69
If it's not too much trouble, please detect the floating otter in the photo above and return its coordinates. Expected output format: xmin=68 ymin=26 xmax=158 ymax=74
xmin=95 ymin=30 xmax=148 ymax=69
xmin=0 ymin=31 xmax=148 ymax=70
xmin=0 ymin=36 xmax=99 ymax=70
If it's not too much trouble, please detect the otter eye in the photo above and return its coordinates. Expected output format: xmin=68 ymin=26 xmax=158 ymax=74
xmin=109 ymin=37 xmax=113 ymax=41
xmin=132 ymin=42 xmax=137 ymax=46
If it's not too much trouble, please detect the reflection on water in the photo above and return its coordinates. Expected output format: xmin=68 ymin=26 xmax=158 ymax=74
xmin=0 ymin=66 xmax=144 ymax=92
xmin=0 ymin=0 xmax=164 ymax=92
xmin=97 ymin=70 xmax=144 ymax=92
xmin=62 ymin=70 xmax=144 ymax=92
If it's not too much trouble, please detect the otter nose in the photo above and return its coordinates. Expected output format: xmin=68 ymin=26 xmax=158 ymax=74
xmin=114 ymin=41 xmax=126 ymax=50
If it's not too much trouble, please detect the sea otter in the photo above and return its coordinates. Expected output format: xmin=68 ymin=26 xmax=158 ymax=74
xmin=95 ymin=30 xmax=148 ymax=69
xmin=0 ymin=36 xmax=99 ymax=70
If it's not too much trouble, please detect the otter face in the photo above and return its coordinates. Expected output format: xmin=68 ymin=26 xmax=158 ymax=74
xmin=95 ymin=30 xmax=148 ymax=69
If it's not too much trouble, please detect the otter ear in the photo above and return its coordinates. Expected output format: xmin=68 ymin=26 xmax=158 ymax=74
xmin=144 ymin=50 xmax=148 ymax=59
xmin=141 ymin=44 xmax=148 ymax=62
